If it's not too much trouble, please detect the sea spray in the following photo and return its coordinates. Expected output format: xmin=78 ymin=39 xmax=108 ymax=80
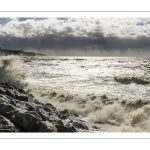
xmin=0 ymin=56 xmax=27 ymax=88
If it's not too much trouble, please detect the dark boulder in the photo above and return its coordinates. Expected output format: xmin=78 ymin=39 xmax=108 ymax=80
xmin=72 ymin=122 xmax=89 ymax=130
xmin=60 ymin=109 xmax=69 ymax=117
xmin=0 ymin=103 xmax=16 ymax=113
xmin=0 ymin=87 xmax=5 ymax=94
xmin=0 ymin=115 xmax=19 ymax=132
xmin=16 ymin=101 xmax=36 ymax=111
xmin=54 ymin=123 xmax=77 ymax=132
xmin=15 ymin=93 xmax=28 ymax=101
xmin=10 ymin=111 xmax=41 ymax=131
xmin=37 ymin=109 xmax=50 ymax=121
xmin=32 ymin=121 xmax=58 ymax=132
xmin=4 ymin=89 xmax=16 ymax=99
xmin=43 ymin=105 xmax=54 ymax=112
xmin=49 ymin=115 xmax=64 ymax=126
xmin=45 ymin=103 xmax=56 ymax=110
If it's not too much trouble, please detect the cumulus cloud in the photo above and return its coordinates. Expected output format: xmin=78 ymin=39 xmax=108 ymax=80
xmin=2 ymin=17 xmax=150 ymax=38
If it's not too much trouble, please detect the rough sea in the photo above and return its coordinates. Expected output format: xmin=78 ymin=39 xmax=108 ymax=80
xmin=1 ymin=56 xmax=150 ymax=132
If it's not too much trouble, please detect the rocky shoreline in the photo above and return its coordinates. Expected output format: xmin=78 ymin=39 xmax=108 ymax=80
xmin=0 ymin=82 xmax=89 ymax=132
xmin=0 ymin=47 xmax=45 ymax=56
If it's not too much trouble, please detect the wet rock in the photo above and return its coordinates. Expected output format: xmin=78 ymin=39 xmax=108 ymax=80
xmin=92 ymin=126 xmax=98 ymax=129
xmin=45 ymin=103 xmax=56 ymax=110
xmin=0 ymin=95 xmax=17 ymax=106
xmin=32 ymin=121 xmax=58 ymax=132
xmin=54 ymin=124 xmax=77 ymax=132
xmin=61 ymin=115 xmax=68 ymax=119
xmin=60 ymin=109 xmax=69 ymax=117
xmin=72 ymin=122 xmax=89 ymax=130
xmin=10 ymin=111 xmax=40 ymax=131
xmin=4 ymin=89 xmax=15 ymax=99
xmin=17 ymin=101 xmax=36 ymax=111
xmin=0 ymin=87 xmax=5 ymax=94
xmin=34 ymin=99 xmax=43 ymax=105
xmin=17 ymin=88 xmax=26 ymax=94
xmin=37 ymin=109 xmax=49 ymax=121
xmin=15 ymin=93 xmax=28 ymax=101
xmin=1 ymin=110 xmax=19 ymax=120
xmin=0 ymin=103 xmax=16 ymax=113
xmin=69 ymin=110 xmax=78 ymax=117
xmin=49 ymin=115 xmax=64 ymax=126
xmin=61 ymin=118 xmax=72 ymax=125
xmin=43 ymin=105 xmax=53 ymax=112
xmin=0 ymin=115 xmax=19 ymax=132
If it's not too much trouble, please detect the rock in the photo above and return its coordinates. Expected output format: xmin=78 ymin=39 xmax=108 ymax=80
xmin=32 ymin=121 xmax=58 ymax=132
xmin=92 ymin=126 xmax=98 ymax=129
xmin=0 ymin=95 xmax=8 ymax=104
xmin=72 ymin=122 xmax=89 ymax=130
xmin=54 ymin=124 xmax=77 ymax=132
xmin=10 ymin=111 xmax=40 ymax=131
xmin=37 ymin=109 xmax=50 ymax=121
xmin=61 ymin=118 xmax=72 ymax=125
xmin=16 ymin=101 xmax=36 ymax=111
xmin=49 ymin=115 xmax=64 ymax=126
xmin=0 ymin=95 xmax=16 ymax=106
xmin=34 ymin=99 xmax=43 ymax=105
xmin=60 ymin=109 xmax=69 ymax=117
xmin=45 ymin=103 xmax=56 ymax=110
xmin=43 ymin=105 xmax=53 ymax=112
xmin=61 ymin=115 xmax=68 ymax=119
xmin=1 ymin=110 xmax=19 ymax=120
xmin=15 ymin=93 xmax=28 ymax=101
xmin=69 ymin=110 xmax=78 ymax=117
xmin=4 ymin=89 xmax=15 ymax=99
xmin=17 ymin=88 xmax=26 ymax=94
xmin=0 ymin=87 xmax=5 ymax=94
xmin=0 ymin=103 xmax=16 ymax=113
xmin=0 ymin=115 xmax=19 ymax=132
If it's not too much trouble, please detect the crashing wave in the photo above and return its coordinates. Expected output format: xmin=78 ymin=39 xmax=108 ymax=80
xmin=0 ymin=56 xmax=27 ymax=88
xmin=114 ymin=76 xmax=150 ymax=84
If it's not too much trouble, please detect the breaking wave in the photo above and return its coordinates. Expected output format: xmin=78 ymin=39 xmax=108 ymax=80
xmin=35 ymin=89 xmax=150 ymax=132
xmin=114 ymin=76 xmax=150 ymax=84
xmin=0 ymin=56 xmax=28 ymax=88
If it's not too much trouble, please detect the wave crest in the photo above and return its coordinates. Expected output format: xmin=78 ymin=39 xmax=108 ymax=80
xmin=114 ymin=76 xmax=150 ymax=84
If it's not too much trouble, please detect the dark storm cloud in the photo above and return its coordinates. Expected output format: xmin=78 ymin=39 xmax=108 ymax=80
xmin=0 ymin=33 xmax=150 ymax=55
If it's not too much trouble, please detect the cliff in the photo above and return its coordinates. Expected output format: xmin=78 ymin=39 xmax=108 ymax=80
xmin=0 ymin=47 xmax=45 ymax=56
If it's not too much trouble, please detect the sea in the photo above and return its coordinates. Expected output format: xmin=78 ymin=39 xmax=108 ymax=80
xmin=0 ymin=56 xmax=150 ymax=132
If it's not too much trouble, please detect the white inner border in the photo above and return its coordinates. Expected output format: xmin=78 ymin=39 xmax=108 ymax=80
xmin=0 ymin=12 xmax=150 ymax=18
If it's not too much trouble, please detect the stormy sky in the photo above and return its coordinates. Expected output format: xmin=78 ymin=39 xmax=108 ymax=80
xmin=0 ymin=17 xmax=150 ymax=56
